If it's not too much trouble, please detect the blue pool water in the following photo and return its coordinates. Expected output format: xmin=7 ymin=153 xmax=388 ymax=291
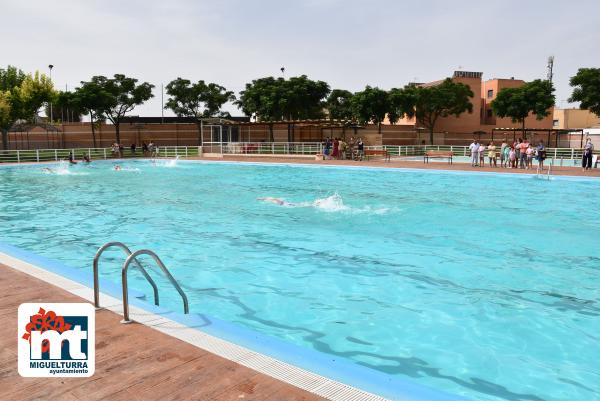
xmin=1 ymin=160 xmax=599 ymax=401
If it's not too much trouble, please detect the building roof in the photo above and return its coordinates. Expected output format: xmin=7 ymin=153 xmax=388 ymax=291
xmin=120 ymin=116 xmax=251 ymax=124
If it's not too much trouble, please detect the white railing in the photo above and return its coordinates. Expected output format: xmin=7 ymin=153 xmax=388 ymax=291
xmin=206 ymin=142 xmax=324 ymax=156
xmin=1 ymin=144 xmax=596 ymax=165
xmin=367 ymin=145 xmax=595 ymax=164
xmin=0 ymin=146 xmax=201 ymax=163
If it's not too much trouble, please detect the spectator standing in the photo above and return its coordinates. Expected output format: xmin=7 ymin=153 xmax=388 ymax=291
xmin=536 ymin=140 xmax=546 ymax=171
xmin=469 ymin=139 xmax=479 ymax=166
xmin=479 ymin=143 xmax=486 ymax=167
xmin=582 ymin=138 xmax=594 ymax=171
xmin=488 ymin=142 xmax=497 ymax=167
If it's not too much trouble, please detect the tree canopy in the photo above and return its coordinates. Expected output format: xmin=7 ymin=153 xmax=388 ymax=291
xmin=325 ymin=89 xmax=354 ymax=121
xmin=387 ymin=86 xmax=416 ymax=125
xmin=235 ymin=75 xmax=330 ymax=121
xmin=165 ymin=78 xmax=235 ymax=144
xmin=235 ymin=75 xmax=330 ymax=140
xmin=569 ymin=68 xmax=600 ymax=116
xmin=79 ymin=74 xmax=154 ymax=144
xmin=405 ymin=79 xmax=474 ymax=144
xmin=0 ymin=66 xmax=55 ymax=150
xmin=351 ymin=86 xmax=389 ymax=132
xmin=73 ymin=80 xmax=114 ymax=147
xmin=492 ymin=79 xmax=555 ymax=131
xmin=45 ymin=90 xmax=84 ymax=123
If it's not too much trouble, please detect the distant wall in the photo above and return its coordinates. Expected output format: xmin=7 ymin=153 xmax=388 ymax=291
xmin=6 ymin=121 xmax=585 ymax=149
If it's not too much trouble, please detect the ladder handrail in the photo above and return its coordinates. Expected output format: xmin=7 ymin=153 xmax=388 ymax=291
xmin=93 ymin=242 xmax=160 ymax=309
xmin=121 ymin=249 xmax=189 ymax=323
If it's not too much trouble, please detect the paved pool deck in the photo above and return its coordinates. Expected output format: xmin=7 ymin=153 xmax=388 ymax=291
xmin=0 ymin=264 xmax=326 ymax=401
xmin=192 ymin=155 xmax=600 ymax=178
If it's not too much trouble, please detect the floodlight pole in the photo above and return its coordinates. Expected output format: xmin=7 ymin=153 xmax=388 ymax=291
xmin=48 ymin=64 xmax=54 ymax=123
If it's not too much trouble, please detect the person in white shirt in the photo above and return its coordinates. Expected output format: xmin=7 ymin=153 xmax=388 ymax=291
xmin=478 ymin=143 xmax=486 ymax=167
xmin=469 ymin=140 xmax=479 ymax=166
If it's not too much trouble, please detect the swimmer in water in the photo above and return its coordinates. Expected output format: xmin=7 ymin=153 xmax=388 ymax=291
xmin=114 ymin=165 xmax=122 ymax=171
xmin=257 ymin=197 xmax=296 ymax=206
xmin=41 ymin=167 xmax=55 ymax=174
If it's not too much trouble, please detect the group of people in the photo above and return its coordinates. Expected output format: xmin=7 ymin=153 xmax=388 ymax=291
xmin=469 ymin=138 xmax=548 ymax=170
xmin=67 ymin=151 xmax=91 ymax=164
xmin=469 ymin=137 xmax=596 ymax=171
xmin=322 ymin=137 xmax=365 ymax=161
xmin=110 ymin=141 xmax=158 ymax=157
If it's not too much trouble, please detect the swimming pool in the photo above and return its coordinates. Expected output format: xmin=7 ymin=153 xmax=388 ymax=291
xmin=1 ymin=160 xmax=598 ymax=401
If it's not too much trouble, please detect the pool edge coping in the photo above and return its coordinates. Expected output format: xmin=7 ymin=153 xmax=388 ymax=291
xmin=1 ymin=157 xmax=600 ymax=181
xmin=0 ymin=242 xmax=470 ymax=401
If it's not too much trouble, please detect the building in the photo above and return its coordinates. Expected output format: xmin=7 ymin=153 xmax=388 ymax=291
xmin=553 ymin=108 xmax=600 ymax=129
xmin=387 ymin=71 xmax=554 ymax=145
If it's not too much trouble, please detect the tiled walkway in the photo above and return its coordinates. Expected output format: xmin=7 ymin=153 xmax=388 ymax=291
xmin=0 ymin=264 xmax=325 ymax=401
xmin=194 ymin=155 xmax=600 ymax=178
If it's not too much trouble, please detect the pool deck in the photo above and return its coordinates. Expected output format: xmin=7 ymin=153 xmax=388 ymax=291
xmin=192 ymin=155 xmax=600 ymax=178
xmin=0 ymin=263 xmax=326 ymax=401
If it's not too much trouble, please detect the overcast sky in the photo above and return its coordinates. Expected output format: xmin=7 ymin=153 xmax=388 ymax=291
xmin=2 ymin=0 xmax=598 ymax=117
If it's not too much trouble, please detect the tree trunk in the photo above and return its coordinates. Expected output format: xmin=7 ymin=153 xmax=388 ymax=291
xmin=429 ymin=128 xmax=434 ymax=145
xmin=1 ymin=129 xmax=8 ymax=151
xmin=90 ymin=112 xmax=97 ymax=148
xmin=287 ymin=123 xmax=292 ymax=142
xmin=115 ymin=121 xmax=121 ymax=144
xmin=269 ymin=124 xmax=274 ymax=142
xmin=195 ymin=121 xmax=203 ymax=146
xmin=521 ymin=118 xmax=526 ymax=141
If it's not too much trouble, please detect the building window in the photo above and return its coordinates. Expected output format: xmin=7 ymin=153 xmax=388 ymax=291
xmin=487 ymin=89 xmax=494 ymax=98
xmin=553 ymin=119 xmax=559 ymax=127
xmin=487 ymin=109 xmax=493 ymax=118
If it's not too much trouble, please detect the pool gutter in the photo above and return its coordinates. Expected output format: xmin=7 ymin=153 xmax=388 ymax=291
xmin=0 ymin=241 xmax=469 ymax=401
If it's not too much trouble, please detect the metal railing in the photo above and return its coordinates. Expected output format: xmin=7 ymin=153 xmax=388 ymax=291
xmin=121 ymin=249 xmax=189 ymax=323
xmin=93 ymin=242 xmax=159 ymax=309
xmin=92 ymin=242 xmax=189 ymax=324
xmin=2 ymin=143 xmax=597 ymax=163
xmin=0 ymin=146 xmax=201 ymax=163
xmin=207 ymin=141 xmax=323 ymax=155
xmin=366 ymin=145 xmax=599 ymax=164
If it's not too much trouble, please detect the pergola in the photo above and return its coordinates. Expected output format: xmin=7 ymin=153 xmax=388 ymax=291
xmin=491 ymin=128 xmax=586 ymax=147
xmin=220 ymin=119 xmax=364 ymax=142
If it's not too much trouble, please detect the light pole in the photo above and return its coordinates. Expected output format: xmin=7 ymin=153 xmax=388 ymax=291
xmin=280 ymin=67 xmax=285 ymax=78
xmin=48 ymin=64 xmax=54 ymax=123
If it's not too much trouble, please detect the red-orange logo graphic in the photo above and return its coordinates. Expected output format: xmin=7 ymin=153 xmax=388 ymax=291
xmin=22 ymin=307 xmax=72 ymax=353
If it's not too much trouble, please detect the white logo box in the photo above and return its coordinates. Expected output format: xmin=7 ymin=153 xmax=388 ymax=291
xmin=18 ymin=303 xmax=95 ymax=377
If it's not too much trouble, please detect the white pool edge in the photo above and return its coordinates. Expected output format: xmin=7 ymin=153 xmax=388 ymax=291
xmin=0 ymin=250 xmax=390 ymax=401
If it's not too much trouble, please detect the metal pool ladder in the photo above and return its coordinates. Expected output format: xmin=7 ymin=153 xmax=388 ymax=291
xmin=93 ymin=242 xmax=189 ymax=324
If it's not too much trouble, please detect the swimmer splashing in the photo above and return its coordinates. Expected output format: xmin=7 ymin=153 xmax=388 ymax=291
xmin=257 ymin=197 xmax=296 ymax=207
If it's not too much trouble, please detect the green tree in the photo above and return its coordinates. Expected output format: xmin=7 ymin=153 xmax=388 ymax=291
xmin=45 ymin=91 xmax=84 ymax=123
xmin=405 ymin=79 xmax=474 ymax=144
xmin=235 ymin=75 xmax=330 ymax=141
xmin=73 ymin=81 xmax=113 ymax=148
xmin=0 ymin=66 xmax=26 ymax=150
xmin=165 ymin=78 xmax=235 ymax=145
xmin=387 ymin=86 xmax=416 ymax=125
xmin=351 ymin=86 xmax=389 ymax=133
xmin=81 ymin=74 xmax=154 ymax=144
xmin=325 ymin=89 xmax=354 ymax=121
xmin=569 ymin=68 xmax=600 ymax=116
xmin=492 ymin=79 xmax=554 ymax=134
xmin=0 ymin=67 xmax=55 ymax=150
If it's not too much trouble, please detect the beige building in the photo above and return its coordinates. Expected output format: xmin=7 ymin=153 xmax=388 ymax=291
xmin=553 ymin=108 xmax=600 ymax=129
